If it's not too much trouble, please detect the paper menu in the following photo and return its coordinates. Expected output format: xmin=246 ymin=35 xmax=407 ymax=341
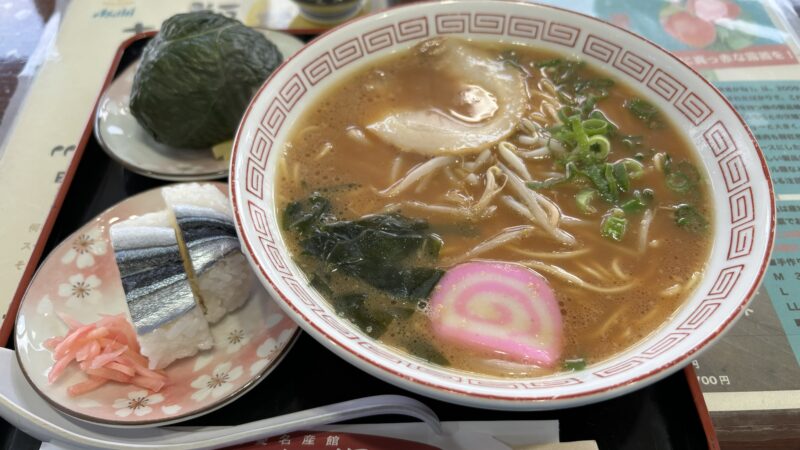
xmin=684 ymin=80 xmax=800 ymax=418
xmin=535 ymin=0 xmax=800 ymax=71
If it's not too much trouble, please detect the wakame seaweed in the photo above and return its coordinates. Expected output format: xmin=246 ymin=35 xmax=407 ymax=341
xmin=624 ymin=97 xmax=663 ymax=129
xmin=404 ymin=338 xmax=450 ymax=366
xmin=535 ymin=58 xmax=614 ymax=113
xmin=285 ymin=195 xmax=444 ymax=339
xmin=284 ymin=194 xmax=445 ymax=300
xmin=330 ymin=293 xmax=394 ymax=338
xmin=563 ymin=357 xmax=587 ymax=371
xmin=311 ymin=273 xmax=414 ymax=338
xmin=674 ymin=204 xmax=709 ymax=233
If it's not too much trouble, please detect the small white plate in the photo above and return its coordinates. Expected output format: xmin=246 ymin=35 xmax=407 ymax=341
xmin=15 ymin=183 xmax=299 ymax=427
xmin=94 ymin=31 xmax=305 ymax=181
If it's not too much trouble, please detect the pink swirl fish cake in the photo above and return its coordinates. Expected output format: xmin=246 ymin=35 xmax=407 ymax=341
xmin=429 ymin=261 xmax=564 ymax=367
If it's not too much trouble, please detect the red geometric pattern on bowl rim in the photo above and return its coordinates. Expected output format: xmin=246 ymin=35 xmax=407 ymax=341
xmin=230 ymin=2 xmax=775 ymax=407
xmin=729 ymin=187 xmax=755 ymax=225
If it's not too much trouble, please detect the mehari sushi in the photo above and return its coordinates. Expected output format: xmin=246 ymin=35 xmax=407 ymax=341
xmin=109 ymin=211 xmax=214 ymax=369
xmin=162 ymin=183 xmax=254 ymax=323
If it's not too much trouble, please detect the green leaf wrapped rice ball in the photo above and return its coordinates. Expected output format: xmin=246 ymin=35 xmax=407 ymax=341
xmin=129 ymin=11 xmax=283 ymax=149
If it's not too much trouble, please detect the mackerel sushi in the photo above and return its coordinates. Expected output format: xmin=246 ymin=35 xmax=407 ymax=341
xmin=109 ymin=211 xmax=213 ymax=369
xmin=162 ymin=183 xmax=254 ymax=323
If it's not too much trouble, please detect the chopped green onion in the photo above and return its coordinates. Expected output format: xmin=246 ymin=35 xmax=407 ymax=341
xmin=666 ymin=172 xmax=691 ymax=193
xmin=548 ymin=124 xmax=566 ymax=135
xmin=620 ymin=199 xmax=644 ymax=213
xmin=587 ymin=135 xmax=610 ymax=160
xmin=601 ymin=208 xmax=627 ymax=241
xmin=612 ymin=161 xmax=630 ymax=192
xmin=527 ymin=162 xmax=576 ymax=190
xmin=548 ymin=124 xmax=573 ymax=149
xmin=578 ymin=95 xmax=599 ymax=117
xmin=621 ymin=158 xmax=645 ymax=179
xmin=575 ymin=189 xmax=597 ymax=214
xmin=557 ymin=106 xmax=579 ymax=123
xmin=620 ymin=189 xmax=654 ymax=213
xmin=588 ymin=110 xmax=618 ymax=134
xmin=612 ymin=158 xmax=644 ymax=192
xmin=582 ymin=118 xmax=609 ymax=136
xmin=666 ymin=161 xmax=701 ymax=194
xmin=674 ymin=204 xmax=708 ymax=233
xmin=604 ymin=163 xmax=619 ymax=195
xmin=579 ymin=164 xmax=618 ymax=203
xmin=569 ymin=115 xmax=590 ymax=151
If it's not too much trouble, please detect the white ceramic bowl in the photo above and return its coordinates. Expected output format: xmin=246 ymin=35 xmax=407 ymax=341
xmin=230 ymin=0 xmax=774 ymax=410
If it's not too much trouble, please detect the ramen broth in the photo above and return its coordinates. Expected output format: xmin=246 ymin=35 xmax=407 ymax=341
xmin=277 ymin=38 xmax=712 ymax=377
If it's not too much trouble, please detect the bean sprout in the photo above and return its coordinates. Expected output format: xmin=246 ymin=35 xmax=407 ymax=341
xmin=315 ymin=142 xmax=333 ymax=160
xmin=498 ymin=164 xmax=575 ymax=246
xmin=638 ymin=209 xmax=655 ymax=254
xmin=509 ymin=247 xmax=591 ymax=259
xmin=520 ymin=118 xmax=539 ymax=135
xmin=518 ymin=135 xmax=543 ymax=147
xmin=517 ymin=146 xmax=550 ymax=159
xmin=611 ymin=258 xmax=630 ymax=280
xmin=474 ymin=166 xmax=507 ymax=214
xmin=539 ymin=78 xmax=559 ymax=97
xmin=379 ymin=156 xmax=455 ymax=196
xmin=463 ymin=149 xmax=493 ymax=172
xmin=498 ymin=141 xmax=532 ymax=180
xmin=390 ymin=156 xmax=403 ymax=182
xmin=444 ymin=225 xmax=535 ymax=265
xmin=396 ymin=201 xmax=477 ymax=218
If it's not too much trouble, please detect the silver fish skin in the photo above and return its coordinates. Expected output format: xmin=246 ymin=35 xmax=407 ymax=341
xmin=110 ymin=224 xmax=198 ymax=335
xmin=172 ymin=204 xmax=241 ymax=275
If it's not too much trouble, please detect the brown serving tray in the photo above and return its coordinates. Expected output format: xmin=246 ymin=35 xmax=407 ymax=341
xmin=0 ymin=33 xmax=718 ymax=450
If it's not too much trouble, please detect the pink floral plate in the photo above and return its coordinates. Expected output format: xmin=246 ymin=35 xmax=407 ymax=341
xmin=14 ymin=183 xmax=299 ymax=427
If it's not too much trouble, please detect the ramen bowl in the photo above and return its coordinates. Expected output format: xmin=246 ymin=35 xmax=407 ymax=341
xmin=230 ymin=0 xmax=774 ymax=410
